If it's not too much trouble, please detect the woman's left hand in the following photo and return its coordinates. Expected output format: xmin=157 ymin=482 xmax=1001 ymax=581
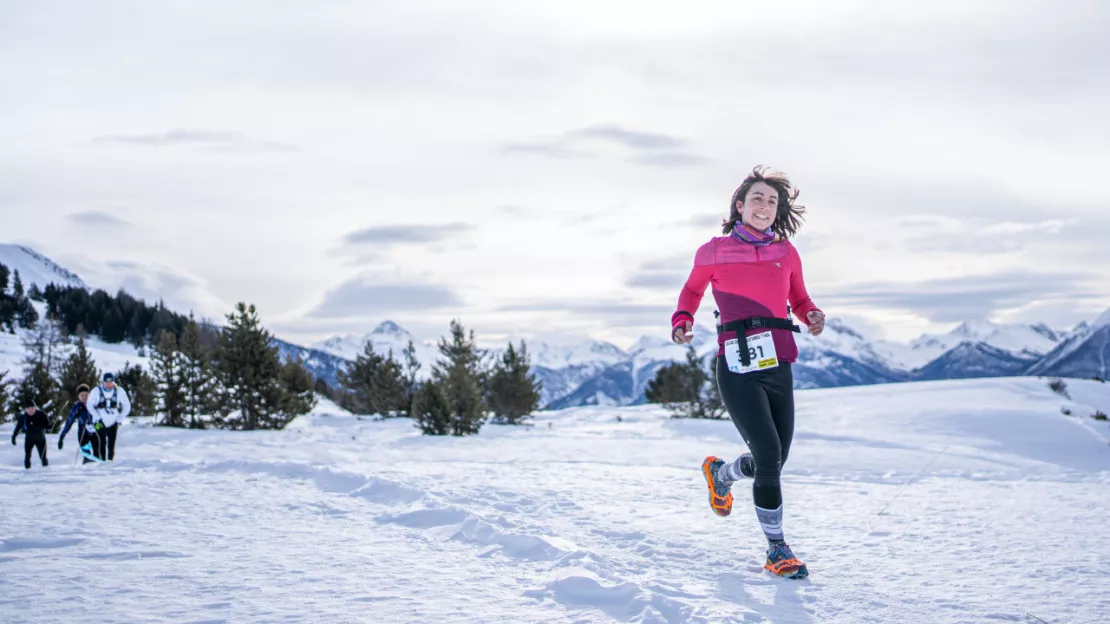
xmin=806 ymin=310 xmax=825 ymax=336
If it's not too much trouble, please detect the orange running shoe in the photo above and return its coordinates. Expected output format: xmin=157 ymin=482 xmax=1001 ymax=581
xmin=764 ymin=542 xmax=809 ymax=579
xmin=701 ymin=456 xmax=734 ymax=517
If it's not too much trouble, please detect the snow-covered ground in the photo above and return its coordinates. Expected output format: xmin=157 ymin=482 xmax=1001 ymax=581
xmin=2 ymin=377 xmax=1108 ymax=623
xmin=0 ymin=318 xmax=151 ymax=392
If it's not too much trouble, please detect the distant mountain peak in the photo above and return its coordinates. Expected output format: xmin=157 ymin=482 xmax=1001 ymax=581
xmin=371 ymin=320 xmax=409 ymax=337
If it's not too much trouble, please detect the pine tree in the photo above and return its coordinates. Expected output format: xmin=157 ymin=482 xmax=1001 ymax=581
xmin=411 ymin=381 xmax=452 ymax=435
xmin=12 ymin=271 xmax=37 ymax=329
xmin=0 ymin=370 xmax=10 ymax=424
xmin=115 ymin=362 xmax=156 ymax=418
xmin=0 ymin=264 xmax=14 ymax=332
xmin=179 ymin=316 xmax=217 ymax=428
xmin=401 ymin=339 xmax=421 ymax=417
xmin=486 ymin=340 xmax=542 ymax=425
xmin=12 ymin=270 xmax=24 ymax=301
xmin=151 ymin=330 xmax=187 ymax=427
xmin=11 ymin=362 xmax=61 ymax=426
xmin=279 ymin=355 xmax=317 ymax=418
xmin=212 ymin=303 xmax=289 ymax=430
xmin=338 ymin=339 xmax=407 ymax=417
xmin=431 ymin=320 xmax=487 ymax=436
xmin=644 ymin=346 xmax=724 ymax=419
xmin=58 ymin=332 xmax=100 ymax=409
xmin=644 ymin=363 xmax=693 ymax=404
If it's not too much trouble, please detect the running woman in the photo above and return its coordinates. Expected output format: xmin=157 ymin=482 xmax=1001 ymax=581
xmin=671 ymin=165 xmax=825 ymax=579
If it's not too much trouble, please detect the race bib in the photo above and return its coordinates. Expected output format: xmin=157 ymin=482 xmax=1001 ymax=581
xmin=724 ymin=330 xmax=779 ymax=374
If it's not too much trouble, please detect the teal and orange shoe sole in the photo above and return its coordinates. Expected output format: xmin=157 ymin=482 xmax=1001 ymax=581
xmin=701 ymin=456 xmax=733 ymax=517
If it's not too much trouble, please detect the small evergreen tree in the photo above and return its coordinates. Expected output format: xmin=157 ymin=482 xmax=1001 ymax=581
xmin=401 ymin=339 xmax=421 ymax=417
xmin=58 ymin=332 xmax=100 ymax=409
xmin=338 ymin=339 xmax=407 ymax=417
xmin=179 ymin=316 xmax=217 ymax=428
xmin=644 ymin=346 xmax=724 ymax=419
xmin=115 ymin=362 xmax=156 ymax=418
xmin=11 ymin=362 xmax=61 ymax=424
xmin=151 ymin=330 xmax=187 ymax=427
xmin=0 ymin=370 xmax=10 ymax=424
xmin=0 ymin=264 xmax=14 ymax=332
xmin=486 ymin=340 xmax=542 ymax=425
xmin=12 ymin=271 xmax=38 ymax=329
xmin=279 ymin=354 xmax=317 ymax=418
xmin=644 ymin=363 xmax=693 ymax=404
xmin=411 ymin=381 xmax=452 ymax=435
xmin=431 ymin=320 xmax=486 ymax=436
xmin=212 ymin=303 xmax=294 ymax=430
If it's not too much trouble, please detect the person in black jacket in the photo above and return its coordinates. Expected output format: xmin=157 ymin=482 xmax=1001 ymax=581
xmin=12 ymin=402 xmax=51 ymax=469
xmin=59 ymin=384 xmax=98 ymax=463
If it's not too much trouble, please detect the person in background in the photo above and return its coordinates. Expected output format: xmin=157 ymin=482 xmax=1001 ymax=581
xmin=86 ymin=372 xmax=131 ymax=461
xmin=12 ymin=401 xmax=51 ymax=469
xmin=59 ymin=383 xmax=98 ymax=462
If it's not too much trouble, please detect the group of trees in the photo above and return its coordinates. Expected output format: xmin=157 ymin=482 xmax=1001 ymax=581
xmin=334 ymin=320 xmax=543 ymax=436
xmin=644 ymin=346 xmax=726 ymax=420
xmin=1 ymin=260 xmax=317 ymax=430
xmin=38 ymin=282 xmax=194 ymax=349
xmin=147 ymin=303 xmax=316 ymax=430
xmin=4 ymin=261 xmax=550 ymax=434
xmin=0 ymin=267 xmax=38 ymax=332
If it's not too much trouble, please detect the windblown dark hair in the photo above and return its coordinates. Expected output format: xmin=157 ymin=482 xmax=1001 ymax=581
xmin=722 ymin=165 xmax=806 ymax=239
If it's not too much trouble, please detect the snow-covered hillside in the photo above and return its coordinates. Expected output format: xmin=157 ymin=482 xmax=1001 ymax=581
xmin=0 ymin=303 xmax=151 ymax=403
xmin=0 ymin=243 xmax=87 ymax=291
xmin=2 ymin=378 xmax=1107 ymax=623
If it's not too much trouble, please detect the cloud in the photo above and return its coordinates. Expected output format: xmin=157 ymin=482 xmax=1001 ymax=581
xmin=823 ymin=270 xmax=1103 ymax=322
xmin=93 ymin=129 xmax=298 ymax=153
xmin=628 ymin=152 xmax=713 ymax=168
xmin=497 ymin=300 xmax=673 ymax=329
xmin=342 ymin=223 xmax=473 ymax=247
xmin=887 ymin=216 xmax=1076 ymax=254
xmin=627 ymin=271 xmax=687 ymax=290
xmin=310 ymin=276 xmax=463 ymax=319
xmin=67 ymin=210 xmax=132 ymax=228
xmin=504 ymin=124 xmax=712 ymax=167
xmin=571 ymin=125 xmax=685 ymax=150
xmin=63 ymin=257 xmax=229 ymax=320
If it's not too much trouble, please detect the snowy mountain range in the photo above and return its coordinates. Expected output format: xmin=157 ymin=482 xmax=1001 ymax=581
xmin=3 ymin=243 xmax=1109 ymax=408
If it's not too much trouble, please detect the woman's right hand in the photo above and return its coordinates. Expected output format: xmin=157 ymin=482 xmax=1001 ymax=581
xmin=672 ymin=320 xmax=694 ymax=344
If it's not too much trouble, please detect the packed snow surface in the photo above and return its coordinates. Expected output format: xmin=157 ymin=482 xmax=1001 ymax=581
xmin=2 ymin=377 xmax=1108 ymax=623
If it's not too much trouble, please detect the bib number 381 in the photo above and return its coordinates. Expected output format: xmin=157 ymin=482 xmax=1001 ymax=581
xmin=724 ymin=330 xmax=779 ymax=374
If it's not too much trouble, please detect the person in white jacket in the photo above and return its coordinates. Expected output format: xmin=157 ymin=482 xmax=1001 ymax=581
xmin=86 ymin=372 xmax=131 ymax=461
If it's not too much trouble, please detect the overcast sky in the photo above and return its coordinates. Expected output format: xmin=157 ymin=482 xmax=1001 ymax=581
xmin=3 ymin=0 xmax=1108 ymax=348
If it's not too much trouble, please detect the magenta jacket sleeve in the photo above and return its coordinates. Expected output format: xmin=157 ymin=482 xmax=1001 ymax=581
xmin=672 ymin=241 xmax=714 ymax=331
xmin=788 ymin=244 xmax=820 ymax=323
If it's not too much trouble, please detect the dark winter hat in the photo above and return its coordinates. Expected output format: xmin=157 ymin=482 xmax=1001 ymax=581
xmin=102 ymin=372 xmax=115 ymax=382
xmin=77 ymin=384 xmax=90 ymax=394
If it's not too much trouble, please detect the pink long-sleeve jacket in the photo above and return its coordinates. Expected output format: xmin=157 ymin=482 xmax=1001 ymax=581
xmin=671 ymin=235 xmax=821 ymax=361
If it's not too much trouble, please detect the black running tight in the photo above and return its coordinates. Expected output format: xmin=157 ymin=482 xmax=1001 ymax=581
xmin=715 ymin=358 xmax=795 ymax=510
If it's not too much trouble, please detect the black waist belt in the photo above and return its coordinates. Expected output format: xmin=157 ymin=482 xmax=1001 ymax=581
xmin=716 ymin=316 xmax=800 ymax=366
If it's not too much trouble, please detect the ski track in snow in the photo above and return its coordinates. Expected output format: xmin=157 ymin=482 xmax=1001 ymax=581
xmin=1 ymin=378 xmax=1109 ymax=623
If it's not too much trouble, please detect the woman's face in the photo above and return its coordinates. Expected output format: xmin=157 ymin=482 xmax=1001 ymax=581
xmin=737 ymin=181 xmax=779 ymax=231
